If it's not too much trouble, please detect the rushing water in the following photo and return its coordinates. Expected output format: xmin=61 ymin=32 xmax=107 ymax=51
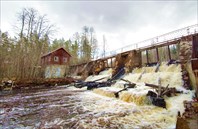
xmin=0 ymin=85 xmax=181 ymax=129
xmin=0 ymin=87 xmax=90 ymax=129
xmin=0 ymin=63 xmax=194 ymax=129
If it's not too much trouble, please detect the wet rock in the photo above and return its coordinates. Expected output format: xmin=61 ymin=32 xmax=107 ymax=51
xmin=178 ymin=100 xmax=198 ymax=129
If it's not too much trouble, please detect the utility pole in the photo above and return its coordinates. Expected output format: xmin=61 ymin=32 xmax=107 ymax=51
xmin=103 ymin=35 xmax=106 ymax=58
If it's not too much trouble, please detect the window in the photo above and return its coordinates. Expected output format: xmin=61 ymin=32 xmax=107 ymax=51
xmin=63 ymin=57 xmax=67 ymax=62
xmin=48 ymin=57 xmax=51 ymax=62
xmin=54 ymin=56 xmax=59 ymax=62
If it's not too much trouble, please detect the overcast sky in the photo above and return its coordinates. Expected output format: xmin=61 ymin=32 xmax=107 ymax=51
xmin=1 ymin=0 xmax=198 ymax=53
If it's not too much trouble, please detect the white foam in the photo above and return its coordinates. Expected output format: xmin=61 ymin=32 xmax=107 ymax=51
xmin=79 ymin=63 xmax=194 ymax=128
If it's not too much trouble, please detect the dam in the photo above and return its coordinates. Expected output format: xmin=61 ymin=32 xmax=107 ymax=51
xmin=1 ymin=24 xmax=198 ymax=129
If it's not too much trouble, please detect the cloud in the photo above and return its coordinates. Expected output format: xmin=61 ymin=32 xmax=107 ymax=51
xmin=1 ymin=0 xmax=197 ymax=52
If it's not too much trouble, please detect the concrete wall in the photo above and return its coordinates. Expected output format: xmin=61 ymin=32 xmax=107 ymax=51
xmin=179 ymin=39 xmax=198 ymax=95
xmin=185 ymin=59 xmax=198 ymax=97
xmin=125 ymin=50 xmax=142 ymax=73
xmin=44 ymin=65 xmax=67 ymax=78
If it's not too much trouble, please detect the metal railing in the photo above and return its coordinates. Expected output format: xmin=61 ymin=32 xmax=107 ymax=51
xmin=97 ymin=24 xmax=198 ymax=59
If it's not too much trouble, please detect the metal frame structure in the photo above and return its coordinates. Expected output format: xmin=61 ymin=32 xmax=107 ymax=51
xmin=98 ymin=24 xmax=198 ymax=59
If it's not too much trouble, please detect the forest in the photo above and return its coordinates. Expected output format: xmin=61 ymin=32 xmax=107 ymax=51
xmin=0 ymin=8 xmax=98 ymax=80
xmin=0 ymin=7 xmax=180 ymax=81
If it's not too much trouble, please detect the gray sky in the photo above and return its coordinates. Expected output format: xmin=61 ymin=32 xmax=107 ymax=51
xmin=1 ymin=0 xmax=198 ymax=53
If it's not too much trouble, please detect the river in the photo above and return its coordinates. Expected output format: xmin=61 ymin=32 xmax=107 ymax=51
xmin=0 ymin=84 xmax=183 ymax=129
xmin=0 ymin=63 xmax=195 ymax=129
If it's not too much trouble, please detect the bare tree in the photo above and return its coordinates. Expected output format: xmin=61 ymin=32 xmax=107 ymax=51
xmin=26 ymin=8 xmax=37 ymax=39
xmin=90 ymin=27 xmax=98 ymax=59
xmin=18 ymin=8 xmax=28 ymax=38
xmin=16 ymin=8 xmax=55 ymax=40
xmin=5 ymin=7 xmax=56 ymax=79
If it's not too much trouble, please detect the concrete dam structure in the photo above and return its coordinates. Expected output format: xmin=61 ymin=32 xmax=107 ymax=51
xmin=1 ymin=24 xmax=198 ymax=129
xmin=68 ymin=24 xmax=198 ymax=128
xmin=70 ymin=24 xmax=198 ymax=96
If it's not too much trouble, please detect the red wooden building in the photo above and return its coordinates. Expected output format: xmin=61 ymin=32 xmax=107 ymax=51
xmin=41 ymin=47 xmax=71 ymax=66
xmin=41 ymin=47 xmax=71 ymax=78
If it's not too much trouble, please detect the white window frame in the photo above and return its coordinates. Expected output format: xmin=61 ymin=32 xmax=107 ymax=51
xmin=54 ymin=56 xmax=59 ymax=62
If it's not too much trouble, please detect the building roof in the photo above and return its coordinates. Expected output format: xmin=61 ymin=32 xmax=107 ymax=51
xmin=41 ymin=47 xmax=72 ymax=58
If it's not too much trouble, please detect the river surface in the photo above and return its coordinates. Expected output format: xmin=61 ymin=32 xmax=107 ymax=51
xmin=0 ymin=86 xmax=91 ymax=129
xmin=0 ymin=86 xmax=178 ymax=129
